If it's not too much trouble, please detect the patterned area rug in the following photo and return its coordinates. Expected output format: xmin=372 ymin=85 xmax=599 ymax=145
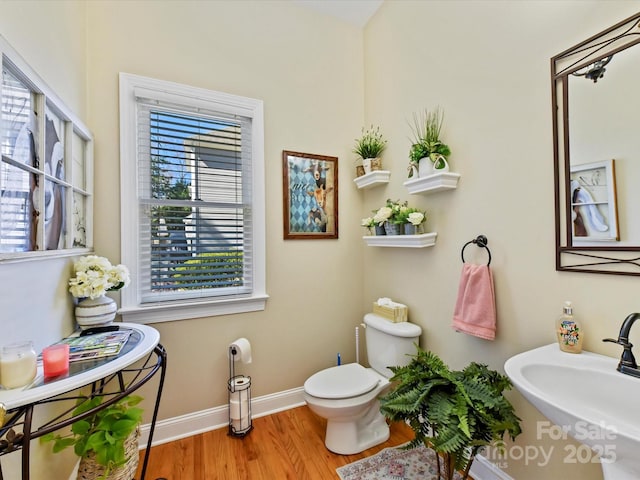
xmin=336 ymin=443 xmax=464 ymax=480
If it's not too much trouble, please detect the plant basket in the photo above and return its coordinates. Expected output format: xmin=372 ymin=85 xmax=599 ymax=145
xmin=355 ymin=158 xmax=383 ymax=178
xmin=76 ymin=427 xmax=140 ymax=480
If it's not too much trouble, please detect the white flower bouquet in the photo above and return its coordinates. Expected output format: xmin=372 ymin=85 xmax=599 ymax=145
xmin=372 ymin=199 xmax=409 ymax=226
xmin=68 ymin=255 xmax=130 ymax=299
xmin=408 ymin=211 xmax=425 ymax=226
xmin=362 ymin=200 xmax=427 ymax=234
xmin=373 ymin=206 xmax=393 ymax=226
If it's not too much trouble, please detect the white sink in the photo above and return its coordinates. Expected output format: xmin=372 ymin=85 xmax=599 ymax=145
xmin=504 ymin=343 xmax=640 ymax=479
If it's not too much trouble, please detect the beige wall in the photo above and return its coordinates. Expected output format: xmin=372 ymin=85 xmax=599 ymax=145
xmin=0 ymin=2 xmax=87 ymax=345
xmin=0 ymin=0 xmax=87 ymax=117
xmin=0 ymin=1 xmax=88 ymax=478
xmin=85 ymin=0 xmax=366 ymax=420
xmin=3 ymin=1 xmax=640 ymax=479
xmin=363 ymin=2 xmax=639 ymax=479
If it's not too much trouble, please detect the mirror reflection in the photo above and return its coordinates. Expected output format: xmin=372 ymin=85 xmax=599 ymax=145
xmin=553 ymin=12 xmax=640 ymax=275
xmin=569 ymin=45 xmax=640 ymax=246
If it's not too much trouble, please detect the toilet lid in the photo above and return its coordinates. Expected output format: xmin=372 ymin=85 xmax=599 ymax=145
xmin=304 ymin=363 xmax=379 ymax=399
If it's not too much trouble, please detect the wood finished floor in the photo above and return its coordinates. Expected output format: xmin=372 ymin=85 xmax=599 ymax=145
xmin=135 ymin=405 xmax=415 ymax=480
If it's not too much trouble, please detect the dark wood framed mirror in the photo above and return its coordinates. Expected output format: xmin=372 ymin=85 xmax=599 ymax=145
xmin=553 ymin=12 xmax=640 ymax=275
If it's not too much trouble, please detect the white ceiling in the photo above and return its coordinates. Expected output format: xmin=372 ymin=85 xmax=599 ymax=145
xmin=295 ymin=0 xmax=384 ymax=27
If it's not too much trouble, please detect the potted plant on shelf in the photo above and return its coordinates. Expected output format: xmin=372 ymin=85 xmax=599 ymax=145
xmin=371 ymin=199 xmax=408 ymax=236
xmin=41 ymin=395 xmax=144 ymax=480
xmin=379 ymin=347 xmax=521 ymax=480
xmin=396 ymin=207 xmax=426 ymax=235
xmin=361 ymin=216 xmax=377 ymax=236
xmin=408 ymin=107 xmax=451 ymax=178
xmin=353 ymin=125 xmax=387 ymax=177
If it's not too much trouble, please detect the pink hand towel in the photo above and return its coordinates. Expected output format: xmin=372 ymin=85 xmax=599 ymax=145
xmin=451 ymin=263 xmax=496 ymax=340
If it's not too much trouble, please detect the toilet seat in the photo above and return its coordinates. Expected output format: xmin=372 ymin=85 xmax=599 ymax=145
xmin=304 ymin=363 xmax=379 ymax=399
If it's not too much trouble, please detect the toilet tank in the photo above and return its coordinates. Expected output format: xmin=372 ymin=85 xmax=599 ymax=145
xmin=364 ymin=313 xmax=422 ymax=378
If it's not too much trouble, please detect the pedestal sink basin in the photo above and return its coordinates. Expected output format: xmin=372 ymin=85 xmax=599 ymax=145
xmin=504 ymin=343 xmax=640 ymax=479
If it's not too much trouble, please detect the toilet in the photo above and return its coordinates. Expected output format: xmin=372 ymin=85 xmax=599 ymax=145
xmin=303 ymin=313 xmax=422 ymax=455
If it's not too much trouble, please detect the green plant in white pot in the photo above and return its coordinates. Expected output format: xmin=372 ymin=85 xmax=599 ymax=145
xmin=41 ymin=395 xmax=143 ymax=480
xmin=408 ymin=107 xmax=451 ymax=177
xmin=353 ymin=125 xmax=387 ymax=176
xmin=379 ymin=347 xmax=521 ymax=480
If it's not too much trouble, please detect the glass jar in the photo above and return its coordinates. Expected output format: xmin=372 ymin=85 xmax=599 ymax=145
xmin=0 ymin=341 xmax=37 ymax=389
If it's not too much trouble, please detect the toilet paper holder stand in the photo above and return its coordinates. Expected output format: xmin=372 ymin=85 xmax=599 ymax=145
xmin=228 ymin=345 xmax=253 ymax=437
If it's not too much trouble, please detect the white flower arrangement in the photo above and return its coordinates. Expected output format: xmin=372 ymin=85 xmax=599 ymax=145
xmin=362 ymin=199 xmax=427 ymax=232
xmin=68 ymin=255 xmax=130 ymax=299
xmin=408 ymin=211 xmax=425 ymax=226
xmin=373 ymin=206 xmax=393 ymax=226
xmin=361 ymin=217 xmax=376 ymax=228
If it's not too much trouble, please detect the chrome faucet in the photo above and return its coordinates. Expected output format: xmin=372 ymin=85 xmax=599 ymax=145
xmin=603 ymin=312 xmax=640 ymax=378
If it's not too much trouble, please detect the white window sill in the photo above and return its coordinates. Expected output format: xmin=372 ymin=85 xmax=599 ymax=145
xmin=119 ymin=294 xmax=269 ymax=324
xmin=0 ymin=248 xmax=92 ymax=264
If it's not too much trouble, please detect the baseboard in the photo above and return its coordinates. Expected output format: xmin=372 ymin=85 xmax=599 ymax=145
xmin=469 ymin=453 xmax=514 ymax=480
xmin=138 ymin=386 xmax=513 ymax=480
xmin=138 ymin=386 xmax=306 ymax=447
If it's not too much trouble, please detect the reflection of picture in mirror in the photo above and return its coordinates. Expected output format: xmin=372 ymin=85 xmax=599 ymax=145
xmin=567 ymin=42 xmax=639 ymax=247
xmin=72 ymin=192 xmax=86 ymax=248
xmin=44 ymin=113 xmax=66 ymax=250
xmin=570 ymin=160 xmax=619 ymax=242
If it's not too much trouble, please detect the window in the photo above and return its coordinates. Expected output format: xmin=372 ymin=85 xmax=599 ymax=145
xmin=0 ymin=38 xmax=93 ymax=259
xmin=119 ymin=73 xmax=266 ymax=323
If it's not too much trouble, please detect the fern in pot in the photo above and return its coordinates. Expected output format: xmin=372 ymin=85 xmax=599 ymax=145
xmin=41 ymin=395 xmax=143 ymax=480
xmin=379 ymin=347 xmax=521 ymax=480
xmin=353 ymin=125 xmax=387 ymax=176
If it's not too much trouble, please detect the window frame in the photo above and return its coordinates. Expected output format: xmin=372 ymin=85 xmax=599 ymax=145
xmin=0 ymin=35 xmax=93 ymax=262
xmin=118 ymin=73 xmax=267 ymax=324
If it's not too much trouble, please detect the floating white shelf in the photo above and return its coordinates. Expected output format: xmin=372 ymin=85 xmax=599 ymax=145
xmin=354 ymin=170 xmax=391 ymax=189
xmin=363 ymin=232 xmax=437 ymax=248
xmin=403 ymin=172 xmax=461 ymax=194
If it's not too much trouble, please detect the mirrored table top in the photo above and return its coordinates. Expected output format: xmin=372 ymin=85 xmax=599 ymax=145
xmin=0 ymin=323 xmax=160 ymax=410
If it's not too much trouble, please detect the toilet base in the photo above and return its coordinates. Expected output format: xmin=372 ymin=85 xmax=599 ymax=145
xmin=324 ymin=400 xmax=390 ymax=455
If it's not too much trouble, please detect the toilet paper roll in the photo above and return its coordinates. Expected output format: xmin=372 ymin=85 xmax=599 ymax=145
xmin=228 ymin=338 xmax=252 ymax=364
xmin=231 ymin=416 xmax=250 ymax=433
xmin=229 ymin=375 xmax=251 ymax=391
xmin=229 ymin=397 xmax=248 ymax=420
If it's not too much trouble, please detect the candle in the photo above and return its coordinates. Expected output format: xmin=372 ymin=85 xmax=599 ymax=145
xmin=0 ymin=341 xmax=37 ymax=389
xmin=43 ymin=344 xmax=70 ymax=379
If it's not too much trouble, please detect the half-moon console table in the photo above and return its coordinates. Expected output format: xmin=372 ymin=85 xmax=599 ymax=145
xmin=0 ymin=323 xmax=166 ymax=480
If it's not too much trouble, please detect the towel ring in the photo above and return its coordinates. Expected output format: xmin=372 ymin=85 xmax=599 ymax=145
xmin=461 ymin=235 xmax=492 ymax=266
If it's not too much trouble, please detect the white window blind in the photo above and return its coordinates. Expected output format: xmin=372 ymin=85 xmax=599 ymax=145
xmin=119 ymin=73 xmax=266 ymax=323
xmin=136 ymin=98 xmax=254 ymax=303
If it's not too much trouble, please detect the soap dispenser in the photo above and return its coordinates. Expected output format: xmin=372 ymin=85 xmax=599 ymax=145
xmin=556 ymin=301 xmax=583 ymax=353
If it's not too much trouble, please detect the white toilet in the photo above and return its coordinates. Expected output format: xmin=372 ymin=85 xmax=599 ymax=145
xmin=303 ymin=313 xmax=422 ymax=455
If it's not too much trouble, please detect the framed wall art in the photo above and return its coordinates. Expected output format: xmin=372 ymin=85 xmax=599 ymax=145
xmin=282 ymin=150 xmax=338 ymax=240
xmin=570 ymin=159 xmax=619 ymax=243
